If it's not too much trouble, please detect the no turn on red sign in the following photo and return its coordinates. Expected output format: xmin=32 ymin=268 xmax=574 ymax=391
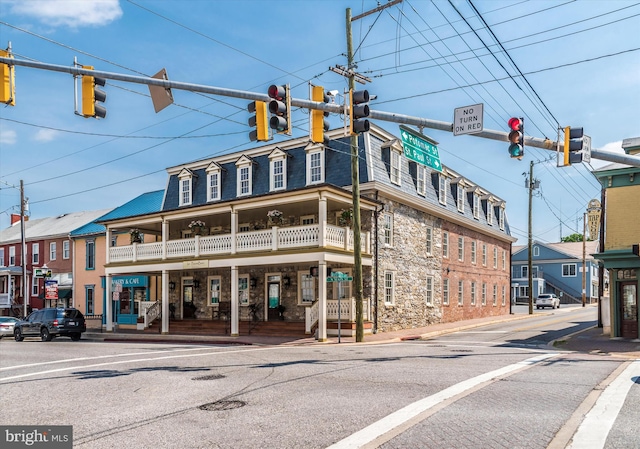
xmin=454 ymin=104 xmax=483 ymax=136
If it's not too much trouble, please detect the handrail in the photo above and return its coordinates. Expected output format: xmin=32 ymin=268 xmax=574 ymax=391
xmin=144 ymin=301 xmax=161 ymax=328
xmin=305 ymin=300 xmax=319 ymax=334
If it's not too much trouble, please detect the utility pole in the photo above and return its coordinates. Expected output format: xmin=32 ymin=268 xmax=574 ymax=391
xmin=527 ymin=161 xmax=538 ymax=315
xmin=345 ymin=1 xmax=400 ymax=342
xmin=582 ymin=212 xmax=587 ymax=307
xmin=346 ymin=7 xmax=364 ymax=342
xmin=20 ymin=180 xmax=28 ymax=317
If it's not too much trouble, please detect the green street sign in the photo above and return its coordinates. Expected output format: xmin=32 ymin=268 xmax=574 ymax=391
xmin=399 ymin=125 xmax=442 ymax=172
xmin=326 ymin=272 xmax=353 ymax=282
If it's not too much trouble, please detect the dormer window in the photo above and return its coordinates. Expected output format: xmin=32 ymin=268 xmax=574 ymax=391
xmin=236 ymin=155 xmax=253 ymax=197
xmin=178 ymin=168 xmax=195 ymax=207
xmin=305 ymin=143 xmax=324 ymax=185
xmin=206 ymin=162 xmax=222 ymax=202
xmin=438 ymin=174 xmax=449 ymax=205
xmin=473 ymin=191 xmax=480 ymax=219
xmin=390 ymin=149 xmax=401 ymax=185
xmin=416 ymin=164 xmax=426 ymax=196
xmin=486 ymin=200 xmax=494 ymax=225
xmin=269 ymin=148 xmax=288 ymax=192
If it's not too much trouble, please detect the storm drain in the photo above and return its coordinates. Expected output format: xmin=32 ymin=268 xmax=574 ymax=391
xmin=192 ymin=374 xmax=225 ymax=381
xmin=199 ymin=400 xmax=246 ymax=411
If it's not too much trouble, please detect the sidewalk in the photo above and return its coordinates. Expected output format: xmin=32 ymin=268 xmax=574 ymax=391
xmin=83 ymin=306 xmax=640 ymax=359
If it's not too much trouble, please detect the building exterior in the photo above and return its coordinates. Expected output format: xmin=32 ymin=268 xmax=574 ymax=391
xmin=70 ymin=191 xmax=164 ymax=324
xmin=0 ymin=210 xmax=109 ymax=316
xmin=593 ymin=137 xmax=640 ymax=339
xmin=98 ymin=124 xmax=515 ymax=340
xmin=511 ymin=241 xmax=602 ymax=305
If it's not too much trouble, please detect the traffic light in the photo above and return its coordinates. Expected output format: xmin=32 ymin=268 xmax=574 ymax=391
xmin=0 ymin=49 xmax=15 ymax=106
xmin=507 ymin=117 xmax=524 ymax=160
xmin=350 ymin=89 xmax=370 ymax=134
xmin=310 ymin=85 xmax=330 ymax=143
xmin=248 ymin=100 xmax=268 ymax=142
xmin=81 ymin=65 xmax=107 ymax=118
xmin=268 ymin=84 xmax=291 ymax=135
xmin=563 ymin=126 xmax=584 ymax=166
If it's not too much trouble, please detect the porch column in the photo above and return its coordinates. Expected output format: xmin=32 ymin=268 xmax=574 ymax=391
xmin=161 ymin=269 xmax=169 ymax=334
xmin=231 ymin=209 xmax=237 ymax=254
xmin=162 ymin=219 xmax=168 ymax=260
xmin=317 ymin=261 xmax=328 ymax=341
xmin=319 ymin=196 xmax=327 ymax=248
xmin=230 ymin=266 xmax=239 ymax=336
xmin=105 ymin=227 xmax=111 ymax=264
xmin=105 ymin=273 xmax=113 ymax=332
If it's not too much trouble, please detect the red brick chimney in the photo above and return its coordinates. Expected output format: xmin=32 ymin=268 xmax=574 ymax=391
xmin=10 ymin=214 xmax=27 ymax=225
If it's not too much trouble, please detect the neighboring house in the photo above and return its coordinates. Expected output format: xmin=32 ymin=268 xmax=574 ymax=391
xmin=593 ymin=137 xmax=640 ymax=339
xmin=70 ymin=191 xmax=164 ymax=324
xmin=98 ymin=124 xmax=515 ymax=340
xmin=0 ymin=210 xmax=109 ymax=316
xmin=512 ymin=241 xmax=601 ymax=304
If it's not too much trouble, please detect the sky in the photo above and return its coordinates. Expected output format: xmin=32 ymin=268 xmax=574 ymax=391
xmin=0 ymin=0 xmax=639 ymax=245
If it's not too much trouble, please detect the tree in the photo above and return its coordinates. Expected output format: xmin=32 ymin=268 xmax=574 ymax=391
xmin=561 ymin=233 xmax=585 ymax=242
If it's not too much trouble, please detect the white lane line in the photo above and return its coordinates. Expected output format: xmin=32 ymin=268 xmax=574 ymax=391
xmin=567 ymin=359 xmax=640 ymax=449
xmin=0 ymin=346 xmax=228 ymax=372
xmin=326 ymin=353 xmax=558 ymax=449
xmin=0 ymin=345 xmax=288 ymax=382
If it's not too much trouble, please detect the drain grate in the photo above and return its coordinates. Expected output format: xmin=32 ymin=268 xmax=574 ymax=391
xmin=192 ymin=374 xmax=225 ymax=381
xmin=199 ymin=400 xmax=246 ymax=411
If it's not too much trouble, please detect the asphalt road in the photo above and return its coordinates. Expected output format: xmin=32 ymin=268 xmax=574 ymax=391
xmin=0 ymin=305 xmax=638 ymax=449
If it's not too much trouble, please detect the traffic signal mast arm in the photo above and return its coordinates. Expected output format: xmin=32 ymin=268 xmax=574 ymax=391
xmin=2 ymin=54 xmax=639 ymax=168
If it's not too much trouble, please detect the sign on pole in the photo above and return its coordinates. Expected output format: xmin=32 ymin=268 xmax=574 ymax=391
xmin=453 ymin=103 xmax=483 ymax=136
xmin=399 ymin=125 xmax=442 ymax=172
xmin=582 ymin=135 xmax=592 ymax=163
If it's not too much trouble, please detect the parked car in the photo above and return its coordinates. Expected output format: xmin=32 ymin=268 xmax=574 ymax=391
xmin=14 ymin=308 xmax=86 ymax=342
xmin=536 ymin=293 xmax=560 ymax=309
xmin=0 ymin=316 xmax=20 ymax=339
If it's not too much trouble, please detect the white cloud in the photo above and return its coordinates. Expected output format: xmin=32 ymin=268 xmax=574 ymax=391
xmin=34 ymin=129 xmax=58 ymax=142
xmin=8 ymin=0 xmax=123 ymax=28
xmin=0 ymin=129 xmax=17 ymax=145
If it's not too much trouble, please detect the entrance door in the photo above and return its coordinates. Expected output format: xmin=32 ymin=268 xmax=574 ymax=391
xmin=267 ymin=282 xmax=281 ymax=321
xmin=620 ymin=282 xmax=638 ymax=339
xmin=183 ymin=285 xmax=196 ymax=318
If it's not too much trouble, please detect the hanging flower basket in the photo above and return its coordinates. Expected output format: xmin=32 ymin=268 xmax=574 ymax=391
xmin=267 ymin=210 xmax=284 ymax=227
xmin=339 ymin=209 xmax=353 ymax=228
xmin=188 ymin=220 xmax=206 ymax=235
xmin=130 ymin=229 xmax=142 ymax=244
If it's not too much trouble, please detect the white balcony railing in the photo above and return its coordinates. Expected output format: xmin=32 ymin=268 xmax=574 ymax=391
xmin=109 ymin=224 xmax=369 ymax=263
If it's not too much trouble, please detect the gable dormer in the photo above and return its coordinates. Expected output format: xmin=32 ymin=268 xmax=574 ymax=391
xmin=235 ymin=155 xmax=254 ymax=197
xmin=178 ymin=168 xmax=196 ymax=207
xmin=205 ymin=161 xmax=224 ymax=202
xmin=381 ymin=139 xmax=403 ymax=186
xmin=305 ymin=142 xmax=324 ymax=185
xmin=268 ymin=147 xmax=288 ymax=192
xmin=451 ymin=177 xmax=471 ymax=213
xmin=481 ymin=194 xmax=500 ymax=225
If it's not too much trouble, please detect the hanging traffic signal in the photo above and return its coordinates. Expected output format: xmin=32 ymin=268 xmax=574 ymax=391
xmin=248 ymin=100 xmax=269 ymax=142
xmin=81 ymin=65 xmax=107 ymax=118
xmin=310 ymin=85 xmax=330 ymax=143
xmin=268 ymin=84 xmax=291 ymax=135
xmin=507 ymin=117 xmax=524 ymax=160
xmin=563 ymin=126 xmax=584 ymax=166
xmin=350 ymin=89 xmax=370 ymax=135
xmin=0 ymin=49 xmax=15 ymax=106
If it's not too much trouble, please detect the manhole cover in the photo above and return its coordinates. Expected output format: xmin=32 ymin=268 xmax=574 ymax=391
xmin=192 ymin=374 xmax=225 ymax=381
xmin=199 ymin=400 xmax=246 ymax=411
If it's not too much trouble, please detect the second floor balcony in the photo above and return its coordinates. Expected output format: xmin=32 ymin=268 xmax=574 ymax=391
xmin=109 ymin=224 xmax=371 ymax=265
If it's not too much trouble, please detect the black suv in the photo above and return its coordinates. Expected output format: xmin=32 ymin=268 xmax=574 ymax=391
xmin=14 ymin=308 xmax=86 ymax=342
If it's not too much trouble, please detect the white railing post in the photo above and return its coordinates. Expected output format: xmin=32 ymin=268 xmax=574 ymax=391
xmin=194 ymin=235 xmax=200 ymax=257
xmin=319 ymin=196 xmax=327 ymax=248
xmin=344 ymin=227 xmax=350 ymax=250
xmin=132 ymin=242 xmax=138 ymax=263
xmin=162 ymin=219 xmax=168 ymax=260
xmin=272 ymin=226 xmax=278 ymax=251
xmin=231 ymin=210 xmax=237 ymax=254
